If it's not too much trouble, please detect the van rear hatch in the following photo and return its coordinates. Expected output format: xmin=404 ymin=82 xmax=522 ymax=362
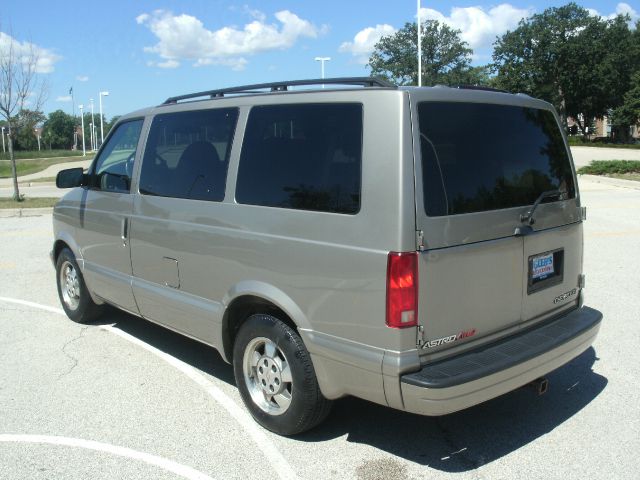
xmin=411 ymin=92 xmax=583 ymax=359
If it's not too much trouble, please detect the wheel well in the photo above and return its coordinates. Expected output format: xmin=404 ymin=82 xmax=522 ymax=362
xmin=53 ymin=240 xmax=71 ymax=262
xmin=222 ymin=295 xmax=297 ymax=362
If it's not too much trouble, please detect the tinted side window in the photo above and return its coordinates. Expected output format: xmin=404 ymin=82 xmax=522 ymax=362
xmin=91 ymin=120 xmax=143 ymax=193
xmin=419 ymin=102 xmax=576 ymax=217
xmin=139 ymin=108 xmax=238 ymax=201
xmin=236 ymin=104 xmax=362 ymax=214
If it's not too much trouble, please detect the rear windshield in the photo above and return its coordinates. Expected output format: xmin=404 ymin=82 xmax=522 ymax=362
xmin=418 ymin=102 xmax=575 ymax=217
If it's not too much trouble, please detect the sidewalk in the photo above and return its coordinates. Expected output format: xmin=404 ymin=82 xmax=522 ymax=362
xmin=0 ymin=158 xmax=93 ymax=187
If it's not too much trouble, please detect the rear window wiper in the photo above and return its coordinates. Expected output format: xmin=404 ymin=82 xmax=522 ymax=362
xmin=519 ymin=189 xmax=562 ymax=226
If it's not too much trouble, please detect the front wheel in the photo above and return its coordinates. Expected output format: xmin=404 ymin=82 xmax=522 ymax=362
xmin=233 ymin=314 xmax=331 ymax=435
xmin=55 ymin=248 xmax=103 ymax=323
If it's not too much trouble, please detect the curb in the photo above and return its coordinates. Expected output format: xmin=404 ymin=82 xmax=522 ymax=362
xmin=0 ymin=207 xmax=53 ymax=218
xmin=578 ymin=174 xmax=640 ymax=191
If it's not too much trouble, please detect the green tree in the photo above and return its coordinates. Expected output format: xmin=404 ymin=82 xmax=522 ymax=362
xmin=42 ymin=110 xmax=75 ymax=149
xmin=564 ymin=14 xmax=637 ymax=134
xmin=368 ymin=20 xmax=483 ymax=86
xmin=492 ymin=3 xmax=637 ymax=133
xmin=611 ymin=71 xmax=640 ymax=142
xmin=13 ymin=109 xmax=45 ymax=151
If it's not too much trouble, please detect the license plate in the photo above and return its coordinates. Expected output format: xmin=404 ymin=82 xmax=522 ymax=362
xmin=532 ymin=253 xmax=554 ymax=280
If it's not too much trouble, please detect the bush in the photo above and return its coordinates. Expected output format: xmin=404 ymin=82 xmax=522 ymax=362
xmin=577 ymin=160 xmax=640 ymax=175
xmin=567 ymin=136 xmax=640 ymax=149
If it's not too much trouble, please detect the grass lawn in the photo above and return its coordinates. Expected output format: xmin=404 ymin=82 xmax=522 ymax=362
xmin=0 ymin=156 xmax=90 ymax=178
xmin=0 ymin=197 xmax=58 ymax=209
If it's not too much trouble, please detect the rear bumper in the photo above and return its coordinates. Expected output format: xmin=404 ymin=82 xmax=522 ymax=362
xmin=400 ymin=306 xmax=602 ymax=415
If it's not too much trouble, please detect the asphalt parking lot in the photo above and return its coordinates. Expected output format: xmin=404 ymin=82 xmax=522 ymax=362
xmin=1 ymin=176 xmax=639 ymax=480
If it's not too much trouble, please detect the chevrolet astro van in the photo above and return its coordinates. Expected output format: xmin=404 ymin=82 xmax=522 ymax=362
xmin=52 ymin=78 xmax=602 ymax=435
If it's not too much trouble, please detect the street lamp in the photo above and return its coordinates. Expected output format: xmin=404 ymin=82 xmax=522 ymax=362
xmin=1 ymin=126 xmax=5 ymax=153
xmin=99 ymin=91 xmax=109 ymax=144
xmin=417 ymin=0 xmax=422 ymax=87
xmin=35 ymin=127 xmax=41 ymax=151
xmin=78 ymin=104 xmax=86 ymax=156
xmin=90 ymin=98 xmax=96 ymax=151
xmin=314 ymin=57 xmax=331 ymax=88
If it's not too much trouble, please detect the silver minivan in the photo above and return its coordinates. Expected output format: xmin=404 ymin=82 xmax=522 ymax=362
xmin=52 ymin=78 xmax=602 ymax=435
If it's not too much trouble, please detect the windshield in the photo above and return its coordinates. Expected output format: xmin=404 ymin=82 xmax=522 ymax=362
xmin=418 ymin=102 xmax=575 ymax=217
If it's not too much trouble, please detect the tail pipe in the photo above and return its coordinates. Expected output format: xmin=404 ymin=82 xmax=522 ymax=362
xmin=528 ymin=377 xmax=549 ymax=396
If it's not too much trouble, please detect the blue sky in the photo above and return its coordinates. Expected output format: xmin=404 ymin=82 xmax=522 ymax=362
xmin=1 ymin=1 xmax=637 ymax=118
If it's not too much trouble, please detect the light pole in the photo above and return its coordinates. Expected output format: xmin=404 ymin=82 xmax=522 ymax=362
xmin=89 ymin=122 xmax=94 ymax=151
xmin=99 ymin=91 xmax=109 ymax=145
xmin=1 ymin=126 xmax=5 ymax=153
xmin=314 ymin=57 xmax=331 ymax=88
xmin=90 ymin=98 xmax=96 ymax=151
xmin=35 ymin=128 xmax=41 ymax=151
xmin=417 ymin=0 xmax=422 ymax=87
xmin=79 ymin=104 xmax=86 ymax=156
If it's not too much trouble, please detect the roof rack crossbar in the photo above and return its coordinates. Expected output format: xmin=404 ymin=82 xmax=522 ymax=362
xmin=162 ymin=77 xmax=395 ymax=105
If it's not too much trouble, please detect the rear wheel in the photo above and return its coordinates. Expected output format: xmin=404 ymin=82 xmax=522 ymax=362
xmin=55 ymin=248 xmax=103 ymax=323
xmin=233 ymin=314 xmax=331 ymax=435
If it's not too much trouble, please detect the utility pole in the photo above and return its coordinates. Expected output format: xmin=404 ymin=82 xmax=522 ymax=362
xmin=417 ymin=0 xmax=422 ymax=87
xmin=79 ymin=104 xmax=86 ymax=156
xmin=99 ymin=91 xmax=109 ymax=144
xmin=90 ymin=98 xmax=96 ymax=151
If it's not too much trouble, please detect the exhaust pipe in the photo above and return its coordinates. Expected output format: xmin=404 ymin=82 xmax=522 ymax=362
xmin=528 ymin=377 xmax=549 ymax=395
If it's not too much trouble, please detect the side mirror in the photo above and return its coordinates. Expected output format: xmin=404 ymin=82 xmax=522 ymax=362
xmin=56 ymin=168 xmax=87 ymax=188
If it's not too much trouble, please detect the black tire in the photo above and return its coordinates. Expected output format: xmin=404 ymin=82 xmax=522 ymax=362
xmin=233 ymin=314 xmax=332 ymax=435
xmin=55 ymin=248 xmax=103 ymax=323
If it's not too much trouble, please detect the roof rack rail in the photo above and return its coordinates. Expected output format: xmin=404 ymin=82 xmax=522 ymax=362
xmin=162 ymin=77 xmax=396 ymax=105
xmin=454 ymin=84 xmax=509 ymax=94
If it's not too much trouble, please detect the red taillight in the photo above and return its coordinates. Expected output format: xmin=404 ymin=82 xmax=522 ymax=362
xmin=386 ymin=251 xmax=418 ymax=328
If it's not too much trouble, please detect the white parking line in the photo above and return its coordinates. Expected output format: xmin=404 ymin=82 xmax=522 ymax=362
xmin=0 ymin=434 xmax=215 ymax=480
xmin=0 ymin=296 xmax=66 ymax=315
xmin=0 ymin=296 xmax=299 ymax=480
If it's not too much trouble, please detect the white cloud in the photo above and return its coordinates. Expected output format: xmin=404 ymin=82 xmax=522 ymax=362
xmin=339 ymin=24 xmax=396 ymax=64
xmin=76 ymin=75 xmax=89 ymax=82
xmin=136 ymin=9 xmax=319 ymax=69
xmin=56 ymin=95 xmax=72 ymax=102
xmin=419 ymin=4 xmax=533 ymax=50
xmin=589 ymin=2 xmax=639 ymax=23
xmin=0 ymin=32 xmax=61 ymax=73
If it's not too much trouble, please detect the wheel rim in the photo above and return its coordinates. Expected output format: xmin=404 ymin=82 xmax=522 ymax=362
xmin=59 ymin=260 xmax=81 ymax=311
xmin=242 ymin=337 xmax=293 ymax=416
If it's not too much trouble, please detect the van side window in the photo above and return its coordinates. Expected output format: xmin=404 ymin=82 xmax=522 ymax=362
xmin=236 ymin=104 xmax=363 ymax=214
xmin=139 ymin=108 xmax=238 ymax=201
xmin=91 ymin=119 xmax=143 ymax=193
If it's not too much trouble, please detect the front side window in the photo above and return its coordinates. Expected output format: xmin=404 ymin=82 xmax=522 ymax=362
xmin=139 ymin=108 xmax=238 ymax=202
xmin=419 ymin=102 xmax=576 ymax=217
xmin=91 ymin=119 xmax=143 ymax=193
xmin=236 ymin=103 xmax=363 ymax=214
